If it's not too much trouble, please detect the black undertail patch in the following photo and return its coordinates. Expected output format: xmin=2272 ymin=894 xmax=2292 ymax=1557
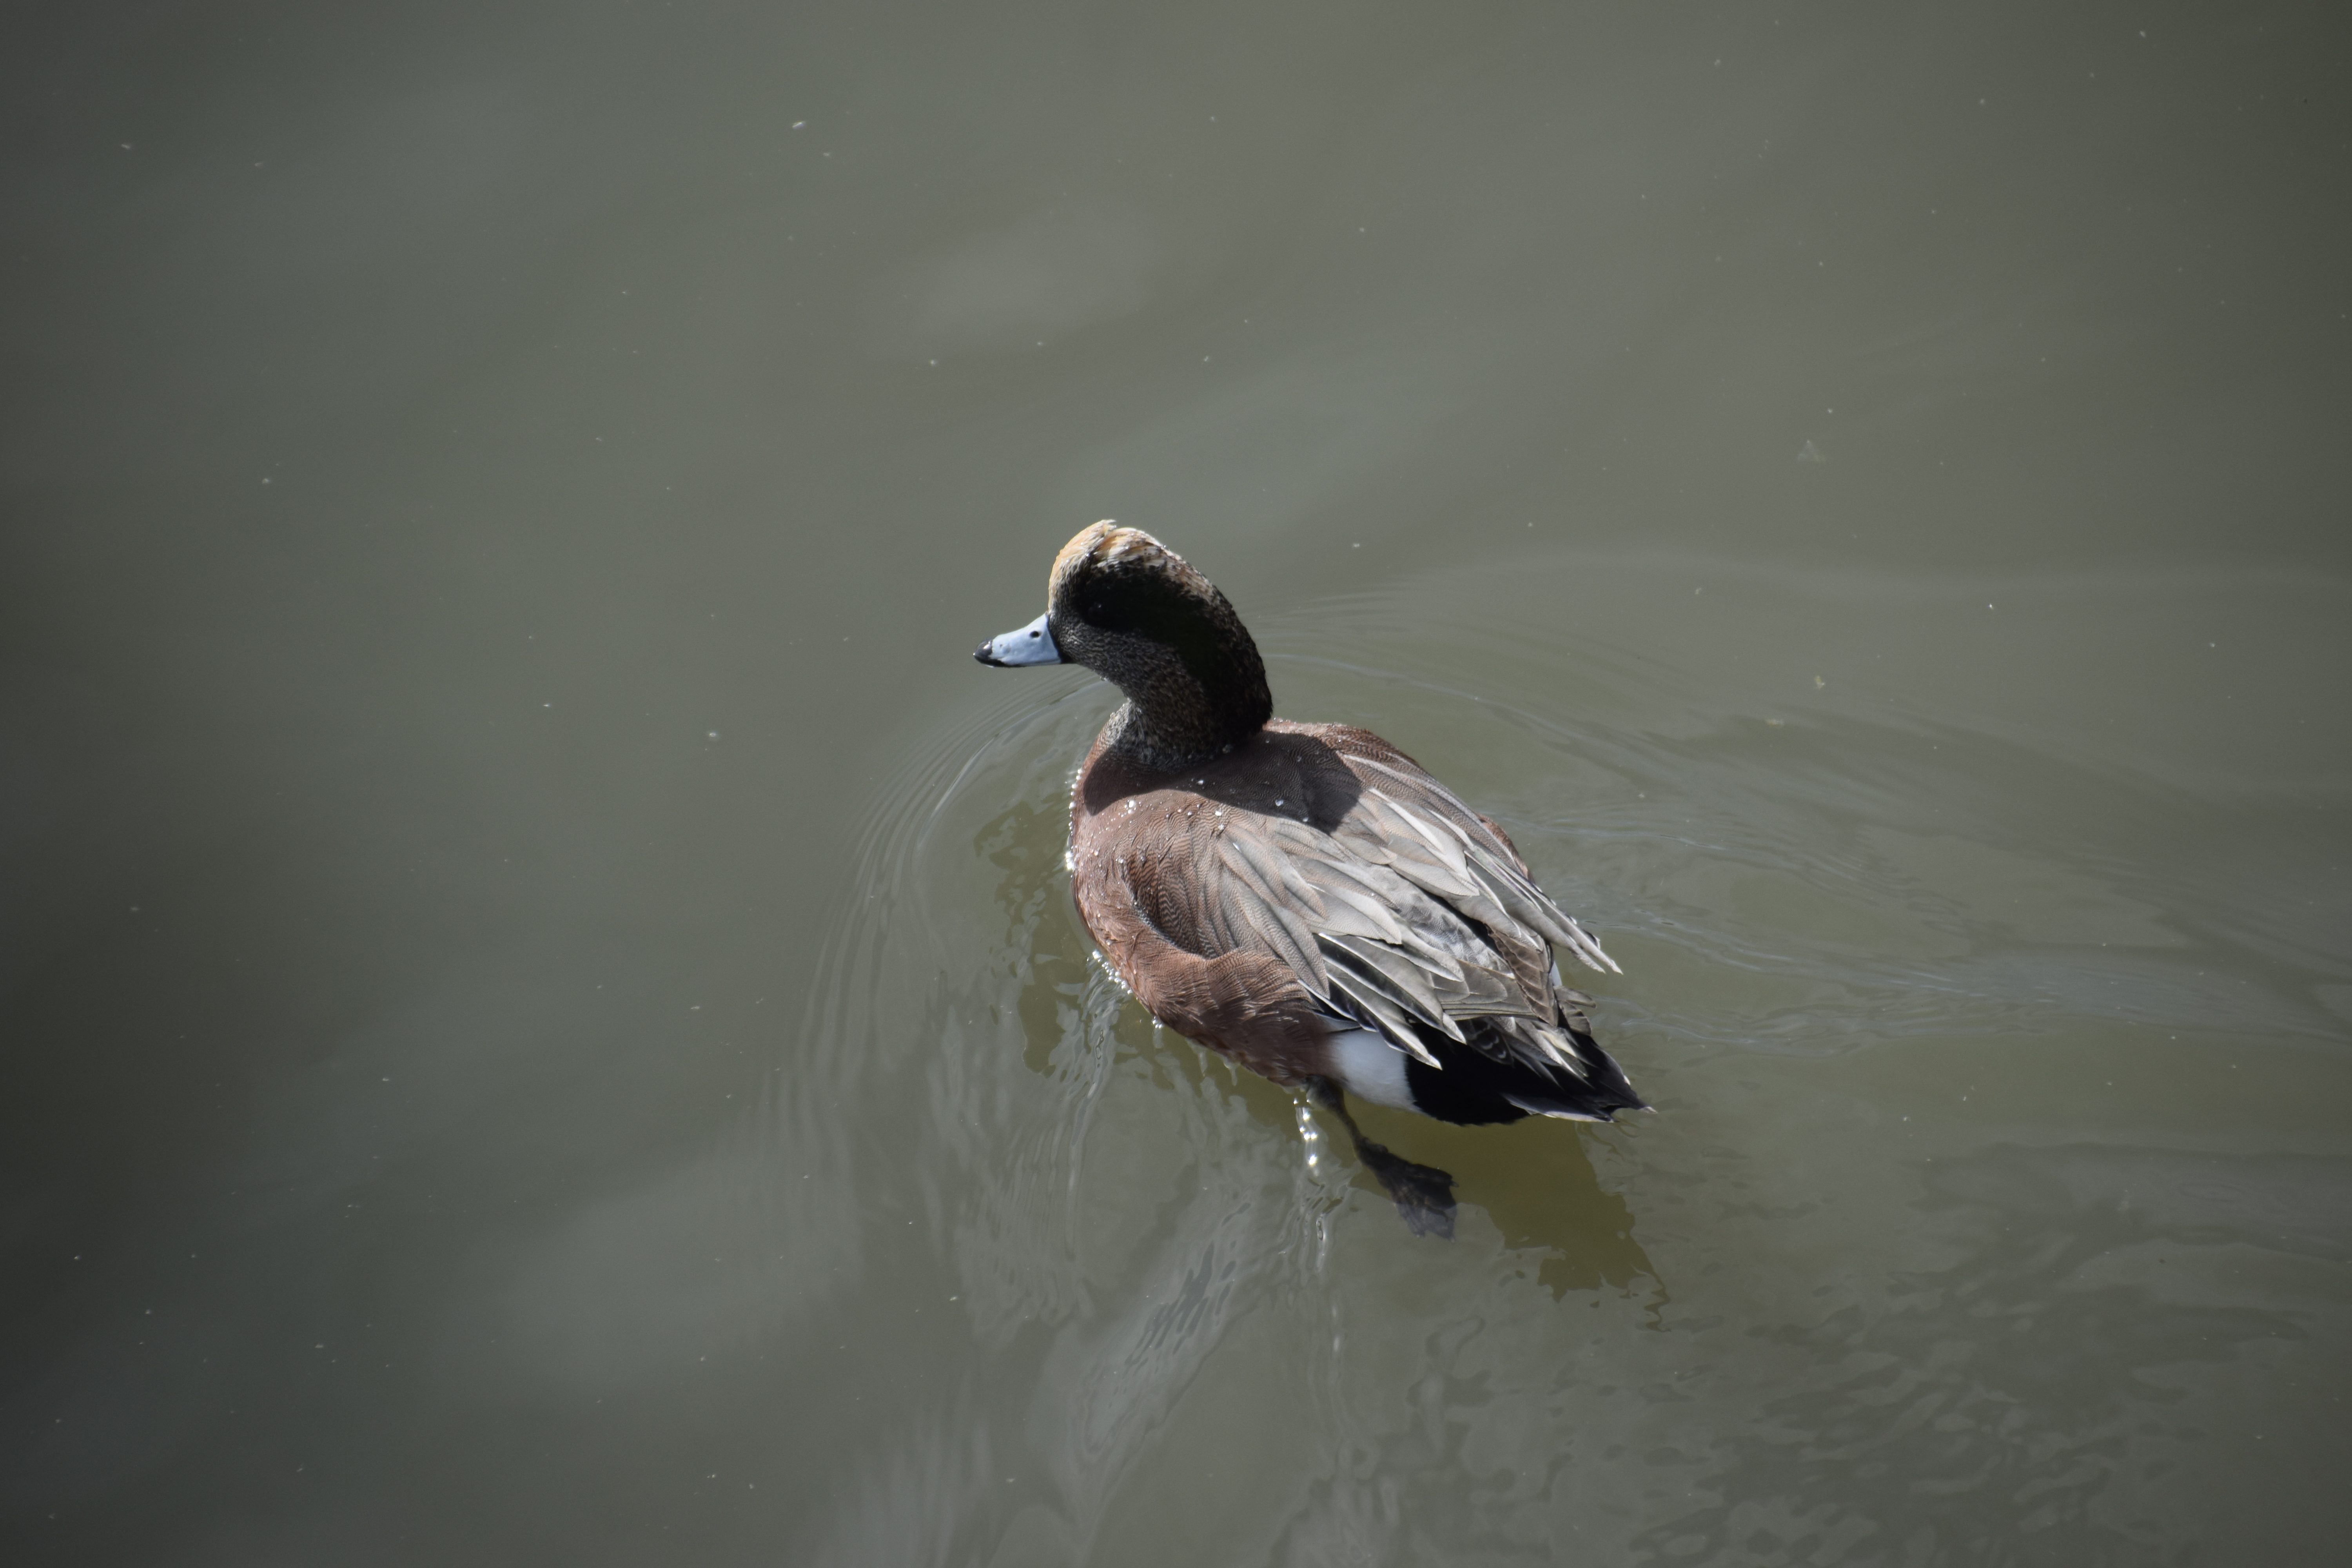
xmin=1401 ymin=1020 xmax=1647 ymax=1126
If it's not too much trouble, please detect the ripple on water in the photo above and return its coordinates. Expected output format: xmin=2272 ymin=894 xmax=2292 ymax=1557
xmin=793 ymin=549 xmax=2352 ymax=1564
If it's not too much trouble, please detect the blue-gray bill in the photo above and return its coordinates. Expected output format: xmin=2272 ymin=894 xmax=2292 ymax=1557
xmin=974 ymin=611 xmax=1064 ymax=667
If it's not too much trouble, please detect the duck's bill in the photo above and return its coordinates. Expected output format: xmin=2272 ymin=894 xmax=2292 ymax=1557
xmin=974 ymin=612 xmax=1065 ymax=667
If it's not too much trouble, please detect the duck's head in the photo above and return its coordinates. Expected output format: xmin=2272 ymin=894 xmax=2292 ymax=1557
xmin=975 ymin=521 xmax=1271 ymax=768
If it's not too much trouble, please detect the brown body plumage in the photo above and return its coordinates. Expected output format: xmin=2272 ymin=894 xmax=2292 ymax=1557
xmin=977 ymin=522 xmax=1644 ymax=1232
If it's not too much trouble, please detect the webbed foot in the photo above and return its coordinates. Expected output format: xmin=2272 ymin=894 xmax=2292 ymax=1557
xmin=1303 ymin=1075 xmax=1459 ymax=1239
xmin=1356 ymin=1140 xmax=1458 ymax=1238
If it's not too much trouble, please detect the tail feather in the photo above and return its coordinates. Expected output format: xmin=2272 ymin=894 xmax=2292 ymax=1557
xmin=1401 ymin=1018 xmax=1647 ymax=1126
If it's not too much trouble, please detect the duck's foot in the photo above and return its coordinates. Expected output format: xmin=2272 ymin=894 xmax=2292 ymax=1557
xmin=1356 ymin=1139 xmax=1458 ymax=1238
xmin=1304 ymin=1076 xmax=1458 ymax=1240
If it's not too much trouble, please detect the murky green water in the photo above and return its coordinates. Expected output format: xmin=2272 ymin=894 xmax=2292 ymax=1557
xmin=6 ymin=3 xmax=2348 ymax=1563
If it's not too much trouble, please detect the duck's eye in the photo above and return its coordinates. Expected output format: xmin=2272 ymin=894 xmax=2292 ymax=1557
xmin=1080 ymin=576 xmax=1178 ymax=639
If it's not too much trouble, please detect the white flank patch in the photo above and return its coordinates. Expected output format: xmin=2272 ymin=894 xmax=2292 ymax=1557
xmin=1329 ymin=1029 xmax=1414 ymax=1111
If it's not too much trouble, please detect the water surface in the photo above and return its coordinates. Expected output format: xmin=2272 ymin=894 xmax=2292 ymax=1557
xmin=4 ymin=3 xmax=2348 ymax=1563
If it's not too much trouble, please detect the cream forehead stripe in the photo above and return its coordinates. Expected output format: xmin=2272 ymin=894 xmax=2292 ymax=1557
xmin=1048 ymin=520 xmax=1114 ymax=592
xmin=1098 ymin=529 xmax=1164 ymax=564
xmin=1048 ymin=520 xmax=1185 ymax=594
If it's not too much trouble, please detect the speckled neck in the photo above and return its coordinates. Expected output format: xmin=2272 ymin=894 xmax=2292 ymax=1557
xmin=1097 ymin=695 xmax=1258 ymax=775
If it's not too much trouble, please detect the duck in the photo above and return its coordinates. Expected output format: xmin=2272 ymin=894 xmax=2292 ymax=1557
xmin=975 ymin=522 xmax=1644 ymax=1236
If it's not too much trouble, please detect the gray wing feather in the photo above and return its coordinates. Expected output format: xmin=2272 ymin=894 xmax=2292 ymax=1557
xmin=1349 ymin=758 xmax=1621 ymax=976
xmin=1178 ymin=751 xmax=1619 ymax=1082
xmin=1210 ymin=833 xmax=1328 ymax=994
